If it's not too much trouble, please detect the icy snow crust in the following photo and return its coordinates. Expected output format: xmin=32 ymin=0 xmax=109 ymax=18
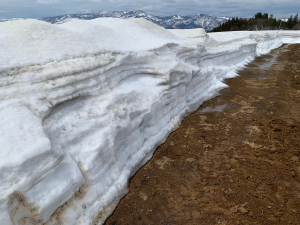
xmin=0 ymin=18 xmax=299 ymax=224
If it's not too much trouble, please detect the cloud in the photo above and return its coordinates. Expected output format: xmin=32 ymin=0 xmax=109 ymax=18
xmin=141 ymin=5 xmax=152 ymax=10
xmin=73 ymin=0 xmax=102 ymax=2
xmin=1 ymin=0 xmax=299 ymax=19
xmin=36 ymin=0 xmax=59 ymax=3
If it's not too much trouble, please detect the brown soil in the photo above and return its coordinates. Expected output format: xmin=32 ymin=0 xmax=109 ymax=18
xmin=105 ymin=44 xmax=300 ymax=225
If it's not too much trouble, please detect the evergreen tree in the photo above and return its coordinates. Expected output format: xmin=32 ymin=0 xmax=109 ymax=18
xmin=208 ymin=12 xmax=300 ymax=32
xmin=292 ymin=13 xmax=299 ymax=28
xmin=295 ymin=13 xmax=299 ymax=22
xmin=287 ymin=15 xmax=293 ymax=29
xmin=255 ymin=12 xmax=262 ymax=18
xmin=271 ymin=18 xmax=277 ymax=28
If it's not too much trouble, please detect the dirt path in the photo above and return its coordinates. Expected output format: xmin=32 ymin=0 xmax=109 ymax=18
xmin=105 ymin=44 xmax=300 ymax=225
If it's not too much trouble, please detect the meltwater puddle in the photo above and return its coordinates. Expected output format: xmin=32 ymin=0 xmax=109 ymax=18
xmin=196 ymin=103 xmax=228 ymax=114
xmin=256 ymin=44 xmax=290 ymax=71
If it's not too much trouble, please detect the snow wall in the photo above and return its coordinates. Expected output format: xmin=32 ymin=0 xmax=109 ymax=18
xmin=0 ymin=18 xmax=300 ymax=225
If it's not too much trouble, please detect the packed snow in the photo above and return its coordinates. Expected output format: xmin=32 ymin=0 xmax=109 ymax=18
xmin=0 ymin=17 xmax=299 ymax=225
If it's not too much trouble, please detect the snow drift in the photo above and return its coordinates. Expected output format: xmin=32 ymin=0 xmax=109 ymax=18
xmin=0 ymin=18 xmax=299 ymax=225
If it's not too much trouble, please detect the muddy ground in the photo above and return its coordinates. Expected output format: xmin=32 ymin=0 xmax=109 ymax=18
xmin=105 ymin=44 xmax=300 ymax=225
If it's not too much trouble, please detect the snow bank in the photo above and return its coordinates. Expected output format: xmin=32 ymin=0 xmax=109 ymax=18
xmin=0 ymin=18 xmax=299 ymax=225
xmin=169 ymin=28 xmax=206 ymax=38
xmin=169 ymin=28 xmax=216 ymax=43
xmin=208 ymin=30 xmax=300 ymax=55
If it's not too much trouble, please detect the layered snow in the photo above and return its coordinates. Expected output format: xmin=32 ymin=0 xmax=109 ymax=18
xmin=0 ymin=17 xmax=300 ymax=225
xmin=169 ymin=28 xmax=208 ymax=39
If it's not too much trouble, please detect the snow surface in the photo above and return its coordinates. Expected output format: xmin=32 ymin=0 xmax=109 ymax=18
xmin=0 ymin=17 xmax=300 ymax=225
xmin=169 ymin=28 xmax=206 ymax=38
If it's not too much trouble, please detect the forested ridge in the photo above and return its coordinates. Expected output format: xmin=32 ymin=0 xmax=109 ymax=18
xmin=210 ymin=12 xmax=300 ymax=32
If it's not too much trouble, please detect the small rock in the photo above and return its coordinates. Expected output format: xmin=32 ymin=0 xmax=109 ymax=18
xmin=248 ymin=211 xmax=253 ymax=216
xmin=245 ymin=175 xmax=251 ymax=179
xmin=239 ymin=206 xmax=248 ymax=213
xmin=186 ymin=158 xmax=196 ymax=162
xmin=230 ymin=205 xmax=239 ymax=213
xmin=240 ymin=202 xmax=249 ymax=207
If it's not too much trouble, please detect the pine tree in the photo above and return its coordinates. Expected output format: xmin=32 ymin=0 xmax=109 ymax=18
xmin=271 ymin=18 xmax=277 ymax=28
xmin=255 ymin=12 xmax=262 ymax=19
xmin=293 ymin=13 xmax=299 ymax=28
xmin=208 ymin=12 xmax=300 ymax=32
xmin=287 ymin=15 xmax=293 ymax=29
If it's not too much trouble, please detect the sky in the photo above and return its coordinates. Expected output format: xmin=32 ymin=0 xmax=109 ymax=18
xmin=0 ymin=0 xmax=299 ymax=19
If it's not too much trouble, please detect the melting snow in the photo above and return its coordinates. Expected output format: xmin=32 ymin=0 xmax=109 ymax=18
xmin=0 ymin=17 xmax=300 ymax=225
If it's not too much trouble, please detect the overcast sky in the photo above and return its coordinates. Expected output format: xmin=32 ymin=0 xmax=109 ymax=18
xmin=0 ymin=0 xmax=299 ymax=19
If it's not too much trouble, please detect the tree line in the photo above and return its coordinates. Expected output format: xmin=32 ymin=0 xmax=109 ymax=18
xmin=210 ymin=12 xmax=300 ymax=32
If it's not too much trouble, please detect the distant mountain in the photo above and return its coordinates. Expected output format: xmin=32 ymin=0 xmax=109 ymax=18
xmin=38 ymin=11 xmax=228 ymax=31
xmin=0 ymin=11 xmax=229 ymax=31
xmin=0 ymin=18 xmax=21 ymax=22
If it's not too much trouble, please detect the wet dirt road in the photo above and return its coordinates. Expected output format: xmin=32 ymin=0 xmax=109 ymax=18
xmin=105 ymin=44 xmax=300 ymax=225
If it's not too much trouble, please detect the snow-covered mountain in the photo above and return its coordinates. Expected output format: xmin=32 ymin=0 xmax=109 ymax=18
xmin=38 ymin=10 xmax=228 ymax=31
xmin=0 ymin=18 xmax=20 ymax=22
